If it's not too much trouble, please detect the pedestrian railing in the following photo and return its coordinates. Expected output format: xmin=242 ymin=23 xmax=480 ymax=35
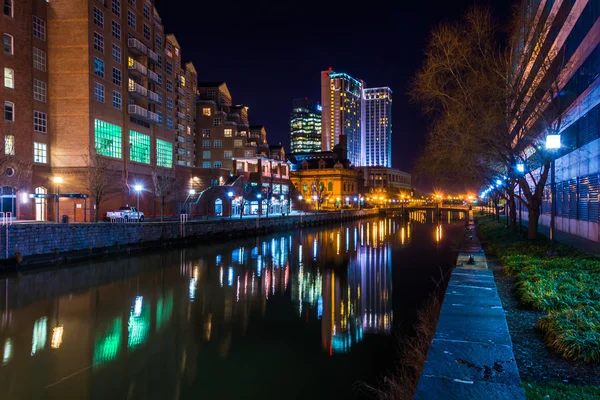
xmin=180 ymin=214 xmax=189 ymax=237
xmin=0 ymin=212 xmax=12 ymax=259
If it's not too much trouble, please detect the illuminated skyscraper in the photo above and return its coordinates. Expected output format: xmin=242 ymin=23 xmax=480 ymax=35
xmin=290 ymin=99 xmax=322 ymax=153
xmin=321 ymin=70 xmax=364 ymax=166
xmin=363 ymin=87 xmax=392 ymax=167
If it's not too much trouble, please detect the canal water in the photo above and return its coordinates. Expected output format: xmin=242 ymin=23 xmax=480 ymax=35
xmin=0 ymin=211 xmax=465 ymax=400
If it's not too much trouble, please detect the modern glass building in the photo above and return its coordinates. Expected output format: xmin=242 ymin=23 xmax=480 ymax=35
xmin=290 ymin=98 xmax=322 ymax=153
xmin=516 ymin=1 xmax=599 ymax=241
xmin=321 ymin=70 xmax=364 ymax=166
xmin=363 ymin=87 xmax=392 ymax=168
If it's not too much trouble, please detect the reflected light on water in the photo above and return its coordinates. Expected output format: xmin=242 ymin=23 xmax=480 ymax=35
xmin=31 ymin=317 xmax=47 ymax=356
xmin=51 ymin=325 xmax=64 ymax=349
xmin=2 ymin=338 xmax=12 ymax=365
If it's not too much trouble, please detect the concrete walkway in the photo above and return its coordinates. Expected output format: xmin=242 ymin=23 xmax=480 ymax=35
xmin=414 ymin=213 xmax=525 ymax=399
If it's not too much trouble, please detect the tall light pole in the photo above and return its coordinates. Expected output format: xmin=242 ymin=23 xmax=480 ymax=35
xmin=134 ymin=185 xmax=142 ymax=220
xmin=546 ymin=134 xmax=561 ymax=254
xmin=257 ymin=193 xmax=262 ymax=225
xmin=516 ymin=163 xmax=525 ymax=234
xmin=228 ymin=191 xmax=234 ymax=219
xmin=53 ymin=176 xmax=63 ymax=223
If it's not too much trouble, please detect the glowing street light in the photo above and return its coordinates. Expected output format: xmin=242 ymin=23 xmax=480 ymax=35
xmin=546 ymin=134 xmax=561 ymax=254
xmin=134 ymin=184 xmax=143 ymax=220
xmin=53 ymin=176 xmax=63 ymax=223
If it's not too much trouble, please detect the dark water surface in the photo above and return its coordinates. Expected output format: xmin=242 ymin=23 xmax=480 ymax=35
xmin=0 ymin=211 xmax=466 ymax=399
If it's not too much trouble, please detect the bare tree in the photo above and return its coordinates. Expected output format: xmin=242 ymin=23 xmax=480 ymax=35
xmin=152 ymin=168 xmax=182 ymax=222
xmin=81 ymin=151 xmax=121 ymax=222
xmin=311 ymin=179 xmax=330 ymax=211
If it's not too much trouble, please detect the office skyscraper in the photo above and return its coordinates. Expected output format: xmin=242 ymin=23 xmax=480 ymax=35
xmin=363 ymin=87 xmax=392 ymax=167
xmin=321 ymin=70 xmax=363 ymax=166
xmin=290 ymin=98 xmax=322 ymax=153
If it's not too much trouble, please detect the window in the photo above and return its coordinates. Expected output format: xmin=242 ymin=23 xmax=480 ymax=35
xmin=155 ymin=34 xmax=162 ymax=49
xmin=34 ymin=142 xmax=47 ymax=163
xmin=224 ymin=150 xmax=232 ymax=159
xmin=213 ymin=118 xmax=221 ymax=127
xmin=156 ymin=139 xmax=172 ymax=168
xmin=33 ymin=80 xmax=46 ymax=102
xmin=4 ymin=0 xmax=12 ymax=17
xmin=166 ymin=98 xmax=173 ymax=111
xmin=127 ymin=0 xmax=135 ymax=5
xmin=157 ymin=54 xmax=162 ymax=68
xmin=202 ymin=151 xmax=211 ymax=159
xmin=4 ymin=135 xmax=14 ymax=156
xmin=112 ymin=21 xmax=121 ymax=40
xmin=94 ymin=32 xmax=104 ymax=53
xmin=129 ymin=130 xmax=150 ymax=164
xmin=94 ymin=82 xmax=105 ymax=102
xmin=244 ymin=150 xmax=254 ymax=158
xmin=213 ymin=140 xmax=222 ymax=148
xmin=224 ymin=128 xmax=232 ymax=137
xmin=94 ymin=57 xmax=104 ymax=77
xmin=202 ymin=108 xmax=211 ymax=116
xmin=328 ymin=182 xmax=334 ymax=191
xmin=166 ymin=80 xmax=172 ymax=93
xmin=3 ymin=34 xmax=13 ymax=55
xmin=202 ymin=129 xmax=210 ymax=138
xmin=4 ymin=101 xmax=13 ymax=121
xmin=127 ymin=10 xmax=135 ymax=29
xmin=112 ymin=0 xmax=120 ymax=17
xmin=213 ymin=161 xmax=222 ymax=168
xmin=33 ymin=48 xmax=46 ymax=71
xmin=157 ymin=111 xmax=162 ymax=125
xmin=34 ymin=111 xmax=47 ymax=133
xmin=143 ymin=24 xmax=150 ymax=40
xmin=95 ymin=119 xmax=122 ymax=158
xmin=93 ymin=7 xmax=104 ymax=28
xmin=143 ymin=3 xmax=150 ymax=20
xmin=167 ymin=116 xmax=172 ymax=129
xmin=202 ymin=162 xmax=211 ymax=168
xmin=112 ymin=67 xmax=121 ymax=86
xmin=112 ymin=44 xmax=121 ymax=63
xmin=157 ymin=73 xmax=162 ymax=86
xmin=113 ymin=90 xmax=122 ymax=109
xmin=207 ymin=89 xmax=216 ymax=98
xmin=202 ymin=140 xmax=211 ymax=148
xmin=157 ymin=93 xmax=162 ymax=106
xmin=234 ymin=139 xmax=243 ymax=148
xmin=166 ymin=61 xmax=172 ymax=75
xmin=32 ymin=16 xmax=46 ymax=40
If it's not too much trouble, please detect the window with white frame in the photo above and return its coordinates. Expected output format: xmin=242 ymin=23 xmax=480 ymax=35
xmin=202 ymin=129 xmax=210 ymax=138
xmin=157 ymin=73 xmax=162 ymax=86
xmin=127 ymin=10 xmax=135 ymax=29
xmin=4 ymin=101 xmax=14 ymax=121
xmin=155 ymin=33 xmax=162 ymax=49
xmin=112 ymin=0 xmax=120 ymax=17
xmin=33 ymin=80 xmax=46 ymax=102
xmin=166 ymin=61 xmax=172 ymax=75
xmin=112 ymin=20 xmax=121 ymax=40
xmin=202 ymin=151 xmax=211 ymax=159
xmin=213 ymin=118 xmax=221 ymax=127
xmin=112 ymin=44 xmax=121 ymax=63
xmin=167 ymin=98 xmax=172 ymax=111
xmin=223 ymin=151 xmax=232 ymax=159
xmin=127 ymin=0 xmax=135 ymax=5
xmin=167 ymin=116 xmax=172 ymax=129
xmin=32 ymin=16 xmax=46 ymax=40
xmin=34 ymin=142 xmax=47 ymax=163
xmin=5 ymin=135 xmax=14 ymax=156
xmin=4 ymin=0 xmax=13 ymax=17
xmin=33 ymin=48 xmax=46 ymax=71
xmin=202 ymin=107 xmax=211 ymax=116
xmin=207 ymin=89 xmax=216 ymax=98
xmin=94 ymin=32 xmax=104 ymax=53
xmin=244 ymin=150 xmax=254 ymax=158
xmin=93 ymin=7 xmax=104 ymax=28
xmin=213 ymin=140 xmax=222 ymax=148
xmin=202 ymin=140 xmax=211 ymax=148
xmin=34 ymin=111 xmax=47 ymax=133
xmin=234 ymin=139 xmax=243 ymax=148
xmin=3 ymin=33 xmax=13 ymax=55
xmin=112 ymin=67 xmax=121 ymax=86
xmin=113 ymin=90 xmax=122 ymax=109
xmin=4 ymin=68 xmax=14 ymax=88
xmin=94 ymin=82 xmax=105 ymax=102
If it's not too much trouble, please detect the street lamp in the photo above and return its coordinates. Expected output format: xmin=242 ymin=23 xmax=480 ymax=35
xmin=53 ymin=176 xmax=63 ymax=223
xmin=516 ymin=163 xmax=525 ymax=234
xmin=227 ymin=191 xmax=234 ymax=219
xmin=134 ymin=185 xmax=142 ymax=221
xmin=280 ymin=194 xmax=285 ymax=215
xmin=546 ymin=134 xmax=561 ymax=254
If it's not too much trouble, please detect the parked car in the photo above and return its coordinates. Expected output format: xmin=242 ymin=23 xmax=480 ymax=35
xmin=106 ymin=206 xmax=144 ymax=221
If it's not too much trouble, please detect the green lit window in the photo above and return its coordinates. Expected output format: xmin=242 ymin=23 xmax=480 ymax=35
xmin=94 ymin=119 xmax=122 ymax=158
xmin=156 ymin=139 xmax=172 ymax=168
xmin=129 ymin=130 xmax=150 ymax=164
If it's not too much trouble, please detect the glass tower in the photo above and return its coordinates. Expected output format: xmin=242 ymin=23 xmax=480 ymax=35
xmin=290 ymin=99 xmax=322 ymax=153
xmin=363 ymin=87 xmax=392 ymax=167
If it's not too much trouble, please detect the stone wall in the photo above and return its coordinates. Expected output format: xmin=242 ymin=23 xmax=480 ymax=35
xmin=1 ymin=210 xmax=379 ymax=260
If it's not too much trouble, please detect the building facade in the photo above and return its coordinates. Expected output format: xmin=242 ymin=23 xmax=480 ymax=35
xmin=290 ymin=98 xmax=321 ymax=153
xmin=516 ymin=0 xmax=599 ymax=241
xmin=361 ymin=167 xmax=411 ymax=197
xmin=320 ymin=70 xmax=363 ymax=166
xmin=363 ymin=87 xmax=392 ymax=168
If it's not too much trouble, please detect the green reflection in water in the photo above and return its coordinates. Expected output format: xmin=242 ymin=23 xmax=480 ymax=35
xmin=93 ymin=317 xmax=122 ymax=367
xmin=156 ymin=291 xmax=174 ymax=331
xmin=128 ymin=298 xmax=150 ymax=350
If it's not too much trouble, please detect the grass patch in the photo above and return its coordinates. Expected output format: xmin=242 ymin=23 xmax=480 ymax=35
xmin=523 ymin=381 xmax=600 ymax=400
xmin=478 ymin=217 xmax=600 ymax=363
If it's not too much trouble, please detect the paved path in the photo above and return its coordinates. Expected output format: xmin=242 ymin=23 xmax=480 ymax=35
xmin=414 ymin=212 xmax=525 ymax=399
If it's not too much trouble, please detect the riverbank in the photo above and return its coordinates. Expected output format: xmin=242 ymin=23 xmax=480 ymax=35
xmin=0 ymin=210 xmax=378 ymax=271
xmin=478 ymin=216 xmax=600 ymax=398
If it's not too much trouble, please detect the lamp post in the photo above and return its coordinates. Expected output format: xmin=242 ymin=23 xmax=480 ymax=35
xmin=134 ymin=184 xmax=142 ymax=221
xmin=298 ymin=195 xmax=304 ymax=222
xmin=53 ymin=176 xmax=63 ymax=223
xmin=257 ymin=193 xmax=262 ymax=226
xmin=546 ymin=134 xmax=561 ymax=254
xmin=227 ymin=191 xmax=234 ymax=219
xmin=280 ymin=194 xmax=285 ymax=216
xmin=516 ymin=163 xmax=525 ymax=234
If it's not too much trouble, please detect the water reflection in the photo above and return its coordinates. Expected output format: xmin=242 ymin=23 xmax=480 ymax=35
xmin=0 ymin=212 xmax=465 ymax=399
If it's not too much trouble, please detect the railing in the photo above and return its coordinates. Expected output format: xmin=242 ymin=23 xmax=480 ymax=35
xmin=147 ymin=48 xmax=159 ymax=63
xmin=128 ymin=38 xmax=148 ymax=55
xmin=177 ymin=99 xmax=185 ymax=108
xmin=128 ymin=104 xmax=159 ymax=123
xmin=177 ymin=123 xmax=185 ymax=131
xmin=0 ymin=212 xmax=12 ymax=259
xmin=148 ymin=89 xmax=160 ymax=104
xmin=177 ymin=87 xmax=185 ymax=96
xmin=147 ymin=69 xmax=159 ymax=83
xmin=128 ymin=57 xmax=147 ymax=76
xmin=177 ymin=111 xmax=185 ymax=119
xmin=176 ymin=135 xmax=185 ymax=143
xmin=128 ymin=79 xmax=147 ymax=97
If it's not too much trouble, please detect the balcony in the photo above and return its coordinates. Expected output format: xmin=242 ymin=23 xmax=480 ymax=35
xmin=128 ymin=80 xmax=147 ymax=98
xmin=177 ymin=160 xmax=186 ymax=166
xmin=177 ymin=99 xmax=185 ymax=108
xmin=147 ymin=48 xmax=159 ymax=64
xmin=177 ymin=111 xmax=185 ymax=120
xmin=147 ymin=69 xmax=160 ymax=84
xmin=177 ymin=123 xmax=185 ymax=131
xmin=176 ymin=135 xmax=185 ymax=143
xmin=128 ymin=104 xmax=159 ymax=124
xmin=148 ymin=89 xmax=160 ymax=104
xmin=128 ymin=58 xmax=147 ymax=77
xmin=128 ymin=38 xmax=148 ymax=56
xmin=178 ymin=148 xmax=185 ymax=155
xmin=177 ymin=87 xmax=185 ymax=96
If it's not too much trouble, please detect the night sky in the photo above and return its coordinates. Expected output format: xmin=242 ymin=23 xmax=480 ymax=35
xmin=155 ymin=0 xmax=512 ymax=190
